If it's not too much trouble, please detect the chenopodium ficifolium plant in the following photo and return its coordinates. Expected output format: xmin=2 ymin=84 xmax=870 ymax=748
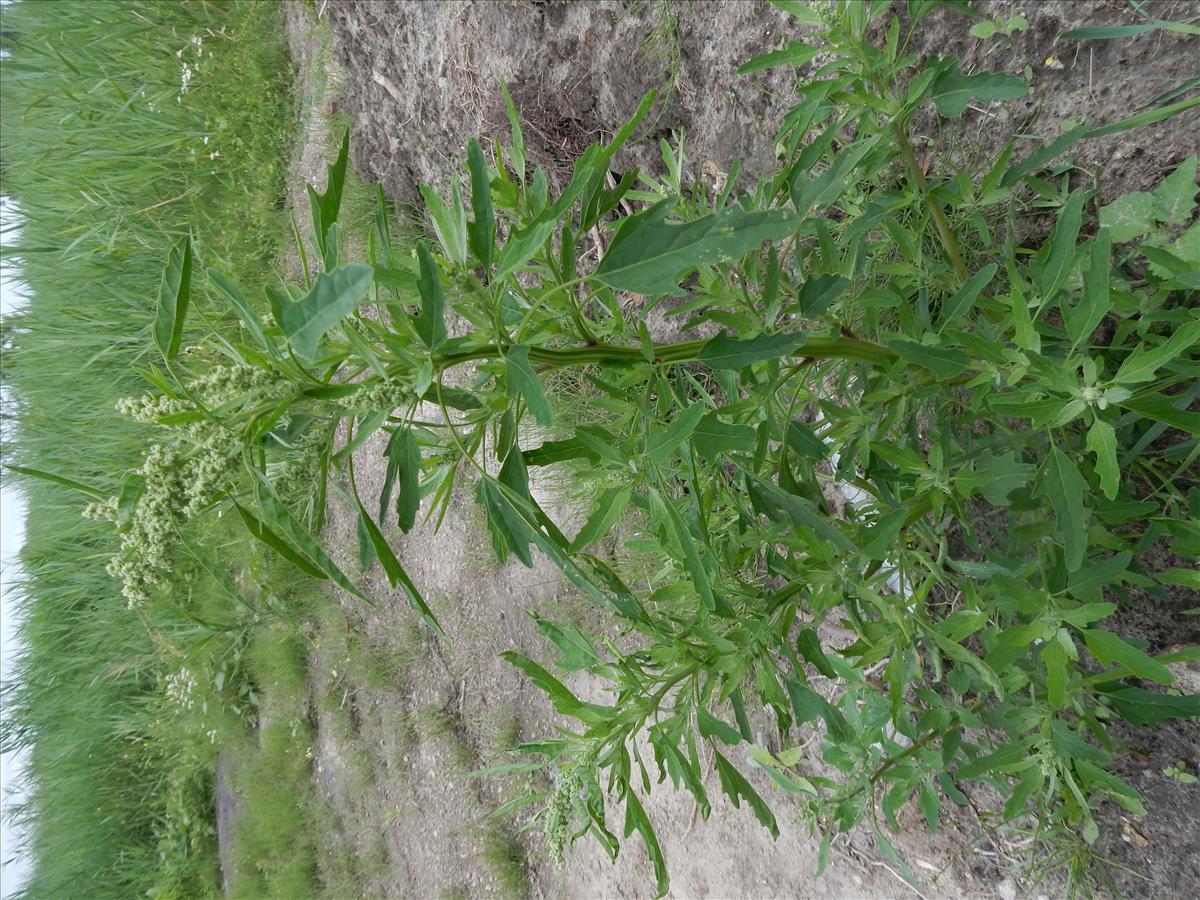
xmin=35 ymin=0 xmax=1198 ymax=894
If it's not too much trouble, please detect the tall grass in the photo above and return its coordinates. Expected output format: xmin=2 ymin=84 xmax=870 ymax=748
xmin=0 ymin=2 xmax=293 ymax=896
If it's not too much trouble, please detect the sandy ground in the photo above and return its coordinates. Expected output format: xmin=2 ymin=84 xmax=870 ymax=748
xmin=250 ymin=2 xmax=1200 ymax=898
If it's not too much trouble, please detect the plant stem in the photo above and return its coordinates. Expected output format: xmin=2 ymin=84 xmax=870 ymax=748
xmin=894 ymin=124 xmax=970 ymax=284
xmin=429 ymin=334 xmax=899 ymax=373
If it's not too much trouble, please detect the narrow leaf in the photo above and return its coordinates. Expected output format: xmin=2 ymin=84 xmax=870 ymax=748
xmin=1035 ymin=447 xmax=1088 ymax=571
xmin=506 ymin=345 xmax=553 ymax=428
xmin=466 ymin=138 xmax=495 ymax=271
xmin=416 ymin=243 xmax=447 ymax=348
xmin=353 ymin=493 xmax=443 ymax=636
xmin=645 ymin=403 xmax=706 ymax=465
xmin=4 ymin=464 xmax=107 ymax=500
xmin=570 ymin=486 xmax=632 ymax=551
xmin=154 ymin=235 xmax=192 ymax=361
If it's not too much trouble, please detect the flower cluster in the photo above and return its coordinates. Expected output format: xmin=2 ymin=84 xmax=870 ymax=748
xmin=542 ymin=764 xmax=583 ymax=868
xmin=95 ymin=366 xmax=290 ymax=607
xmin=271 ymin=429 xmax=327 ymax=502
xmin=164 ymin=668 xmax=198 ymax=712
xmin=338 ymin=379 xmax=414 ymax=412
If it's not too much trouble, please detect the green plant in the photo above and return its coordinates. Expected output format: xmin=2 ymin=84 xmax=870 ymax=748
xmin=969 ymin=13 xmax=1029 ymax=41
xmin=30 ymin=1 xmax=1200 ymax=896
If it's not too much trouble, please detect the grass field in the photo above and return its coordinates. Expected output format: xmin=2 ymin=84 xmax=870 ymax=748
xmin=0 ymin=2 xmax=308 ymax=896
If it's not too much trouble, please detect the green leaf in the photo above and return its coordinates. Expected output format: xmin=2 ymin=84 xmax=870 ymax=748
xmin=1084 ymin=629 xmax=1173 ymax=685
xmin=534 ymin=615 xmax=600 ymax=672
xmin=1099 ymin=191 xmax=1154 ymax=243
xmin=1158 ymin=568 xmax=1200 ymax=589
xmin=314 ymin=127 xmax=350 ymax=244
xmin=1065 ymin=231 xmax=1111 ymax=349
xmin=479 ymin=478 xmax=532 ymax=567
xmin=622 ymin=788 xmax=670 ymax=898
xmin=594 ymin=205 xmax=796 ymax=295
xmin=859 ymin=509 xmax=907 ymax=561
xmin=939 ymin=263 xmax=997 ymax=328
xmin=254 ymin=483 xmax=369 ymax=603
xmin=523 ymin=437 xmax=599 ymax=467
xmin=648 ymin=486 xmax=723 ymax=615
xmin=931 ymin=65 xmax=1028 ymax=117
xmin=1153 ymin=155 xmax=1198 ymax=224
xmin=785 ymin=679 xmax=852 ymax=741
xmin=955 ymin=739 xmax=1036 ymax=779
xmin=889 ymin=340 xmax=972 ymax=378
xmin=415 ymin=243 xmax=446 ymax=348
xmin=570 ymin=486 xmax=631 ymax=551
xmin=4 ymin=464 xmax=107 ymax=500
xmin=380 ymin=427 xmax=421 ymax=532
xmin=499 ymin=80 xmax=525 ymax=183
xmin=711 ymin=749 xmax=779 ymax=838
xmin=1085 ymin=95 xmax=1200 ymax=138
xmin=275 ymin=264 xmax=374 ymax=365
xmin=353 ymin=493 xmax=443 ymax=636
xmin=1114 ymin=317 xmax=1200 ymax=384
xmin=1067 ymin=551 xmax=1130 ymax=603
xmin=209 ymin=270 xmax=269 ymax=352
xmin=1002 ymin=124 xmax=1090 ymax=187
xmin=506 ymin=345 xmax=553 ymax=428
xmin=698 ymin=708 xmax=743 ymax=745
xmin=786 ymin=421 xmax=827 ymax=460
xmin=645 ymin=403 xmax=707 ymax=465
xmin=747 ymin=745 xmax=816 ymax=795
xmin=957 ymin=449 xmax=1035 ymax=506
xmin=697 ymin=332 xmax=808 ymax=369
xmin=1118 ymin=392 xmax=1200 ymax=435
xmin=1085 ymin=419 xmax=1120 ymax=500
xmin=1034 ymin=191 xmax=1086 ymax=300
xmin=501 ymin=651 xmax=606 ymax=720
xmin=1061 ymin=21 xmax=1199 ymax=40
xmin=1102 ymin=686 xmax=1200 ymax=725
xmin=232 ymin=499 xmax=327 ymax=581
xmin=693 ymin=413 xmax=755 ymax=461
xmin=1003 ymin=766 xmax=1045 ymax=820
xmin=1042 ymin=639 xmax=1068 ymax=709
xmin=154 ymin=235 xmax=192 ymax=361
xmin=420 ymin=182 xmax=468 ymax=266
xmin=925 ymin=628 xmax=1005 ymax=699
xmin=1035 ymin=448 xmax=1088 ymax=572
xmin=1074 ymin=759 xmax=1146 ymax=815
xmin=737 ymin=40 xmax=821 ymax=74
xmin=795 ymin=629 xmax=837 ymax=678
xmin=466 ymin=138 xmax=495 ymax=271
xmin=1058 ymin=603 xmax=1117 ymax=628
xmin=797 ymin=274 xmax=848 ymax=318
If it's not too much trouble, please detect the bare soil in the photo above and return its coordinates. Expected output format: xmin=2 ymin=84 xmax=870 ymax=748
xmin=259 ymin=2 xmax=1200 ymax=898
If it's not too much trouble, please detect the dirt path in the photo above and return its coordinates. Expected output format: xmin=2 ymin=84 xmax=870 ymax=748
xmin=275 ymin=2 xmax=1199 ymax=898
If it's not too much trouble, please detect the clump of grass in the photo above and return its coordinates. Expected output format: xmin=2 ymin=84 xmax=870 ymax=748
xmin=227 ymin=622 xmax=319 ymax=899
xmin=479 ymin=827 xmax=531 ymax=900
xmin=0 ymin=1 xmax=293 ymax=895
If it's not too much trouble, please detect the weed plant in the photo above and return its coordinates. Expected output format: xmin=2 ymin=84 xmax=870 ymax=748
xmin=18 ymin=0 xmax=1200 ymax=897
